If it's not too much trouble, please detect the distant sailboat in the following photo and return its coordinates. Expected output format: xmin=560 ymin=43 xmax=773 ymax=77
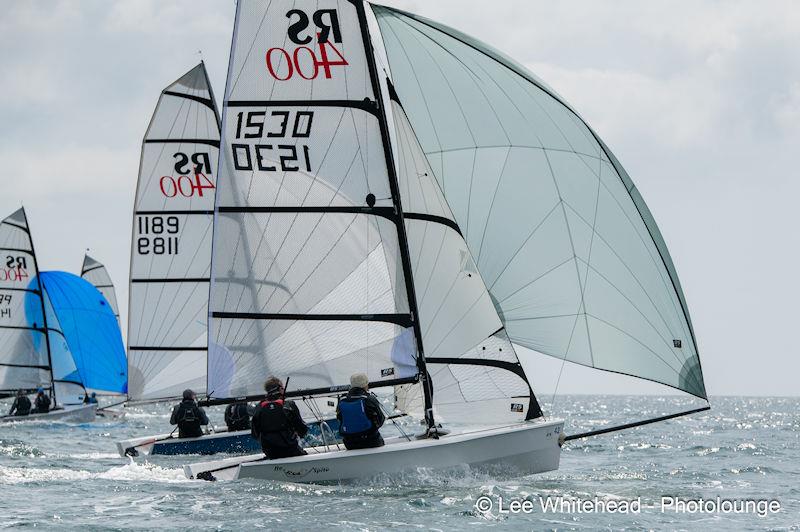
xmin=0 ymin=208 xmax=96 ymax=423
xmin=40 ymin=271 xmax=127 ymax=398
xmin=80 ymin=255 xmax=121 ymax=325
xmin=184 ymin=0 xmax=708 ymax=483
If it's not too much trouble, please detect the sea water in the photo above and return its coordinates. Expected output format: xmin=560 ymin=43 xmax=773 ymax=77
xmin=0 ymin=396 xmax=797 ymax=530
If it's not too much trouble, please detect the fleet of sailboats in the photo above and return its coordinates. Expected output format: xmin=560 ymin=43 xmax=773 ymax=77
xmin=2 ymin=0 xmax=709 ymax=485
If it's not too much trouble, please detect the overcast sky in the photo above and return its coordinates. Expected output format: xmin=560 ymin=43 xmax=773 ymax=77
xmin=1 ymin=1 xmax=797 ymax=397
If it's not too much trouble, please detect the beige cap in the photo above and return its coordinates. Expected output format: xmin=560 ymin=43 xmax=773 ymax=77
xmin=350 ymin=373 xmax=369 ymax=389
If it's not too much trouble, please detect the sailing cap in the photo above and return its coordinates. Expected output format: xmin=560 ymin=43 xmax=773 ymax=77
xmin=182 ymin=389 xmax=195 ymax=400
xmin=37 ymin=387 xmax=44 ymax=393
xmin=350 ymin=373 xmax=369 ymax=390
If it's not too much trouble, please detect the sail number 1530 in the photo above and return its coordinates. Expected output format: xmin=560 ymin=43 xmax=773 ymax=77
xmin=231 ymin=110 xmax=313 ymax=173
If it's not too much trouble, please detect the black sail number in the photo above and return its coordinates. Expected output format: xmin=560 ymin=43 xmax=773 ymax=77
xmin=232 ymin=110 xmax=313 ymax=173
xmin=137 ymin=216 xmax=179 ymax=255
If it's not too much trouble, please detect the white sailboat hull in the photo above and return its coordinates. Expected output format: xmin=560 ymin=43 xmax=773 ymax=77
xmin=0 ymin=404 xmax=96 ymax=424
xmin=184 ymin=419 xmax=564 ymax=483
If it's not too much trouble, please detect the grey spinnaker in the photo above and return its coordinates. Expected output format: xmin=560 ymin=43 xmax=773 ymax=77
xmin=80 ymin=255 xmax=121 ymax=325
xmin=127 ymin=62 xmax=220 ymax=402
xmin=373 ymin=5 xmax=706 ymax=400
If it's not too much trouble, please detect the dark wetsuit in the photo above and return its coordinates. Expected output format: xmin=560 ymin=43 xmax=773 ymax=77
xmin=9 ymin=395 xmax=32 ymax=416
xmin=336 ymin=388 xmax=385 ymax=450
xmin=169 ymin=399 xmax=209 ymax=438
xmin=250 ymin=399 xmax=308 ymax=459
xmin=224 ymin=402 xmax=253 ymax=431
xmin=33 ymin=394 xmax=51 ymax=414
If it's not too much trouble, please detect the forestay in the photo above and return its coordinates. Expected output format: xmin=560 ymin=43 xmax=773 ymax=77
xmin=0 ymin=208 xmax=51 ymax=394
xmin=208 ymin=0 xmax=423 ymax=399
xmin=127 ymin=63 xmax=220 ymax=402
xmin=374 ymin=6 xmax=706 ymax=399
xmin=81 ymin=255 xmax=120 ymax=325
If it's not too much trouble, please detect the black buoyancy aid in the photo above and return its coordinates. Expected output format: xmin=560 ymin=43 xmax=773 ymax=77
xmin=339 ymin=395 xmax=374 ymax=435
xmin=227 ymin=403 xmax=250 ymax=429
xmin=15 ymin=396 xmax=31 ymax=415
xmin=35 ymin=394 xmax=50 ymax=413
xmin=177 ymin=402 xmax=202 ymax=436
xmin=255 ymin=399 xmax=296 ymax=448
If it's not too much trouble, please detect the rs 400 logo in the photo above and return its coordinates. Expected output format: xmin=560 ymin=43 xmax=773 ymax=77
xmin=266 ymin=9 xmax=348 ymax=81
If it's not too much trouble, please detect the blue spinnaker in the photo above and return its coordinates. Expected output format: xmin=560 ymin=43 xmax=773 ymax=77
xmin=40 ymin=271 xmax=127 ymax=394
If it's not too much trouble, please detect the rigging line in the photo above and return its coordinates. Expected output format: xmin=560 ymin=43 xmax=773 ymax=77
xmin=565 ymin=405 xmax=710 ymax=441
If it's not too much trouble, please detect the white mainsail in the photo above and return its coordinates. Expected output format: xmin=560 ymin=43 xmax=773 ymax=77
xmin=208 ymin=0 xmax=425 ymax=402
xmin=127 ymin=63 xmax=220 ymax=402
xmin=0 ymin=208 xmax=53 ymax=396
xmin=80 ymin=254 xmax=120 ymax=325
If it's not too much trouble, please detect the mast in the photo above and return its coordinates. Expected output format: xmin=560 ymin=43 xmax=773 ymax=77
xmin=24 ymin=208 xmax=57 ymax=405
xmin=353 ymin=0 xmax=435 ymax=431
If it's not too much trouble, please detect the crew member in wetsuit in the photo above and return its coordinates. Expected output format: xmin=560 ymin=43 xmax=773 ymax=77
xmin=169 ymin=389 xmax=209 ymax=438
xmin=33 ymin=388 xmax=51 ymax=414
xmin=8 ymin=390 xmax=32 ymax=417
xmin=250 ymin=377 xmax=308 ymax=459
xmin=83 ymin=392 xmax=98 ymax=404
xmin=224 ymin=400 xmax=253 ymax=431
xmin=337 ymin=373 xmax=385 ymax=450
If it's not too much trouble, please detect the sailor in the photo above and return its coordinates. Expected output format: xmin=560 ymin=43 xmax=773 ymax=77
xmin=82 ymin=392 xmax=98 ymax=404
xmin=169 ymin=389 xmax=209 ymax=438
xmin=337 ymin=373 xmax=385 ymax=450
xmin=33 ymin=388 xmax=51 ymax=414
xmin=224 ymin=400 xmax=253 ymax=431
xmin=8 ymin=390 xmax=32 ymax=417
xmin=250 ymin=377 xmax=308 ymax=459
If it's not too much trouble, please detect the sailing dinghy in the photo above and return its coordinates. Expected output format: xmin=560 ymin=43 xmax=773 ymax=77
xmin=0 ymin=208 xmax=96 ymax=423
xmin=115 ymin=62 xmax=338 ymax=457
xmin=184 ymin=0 xmax=708 ymax=483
